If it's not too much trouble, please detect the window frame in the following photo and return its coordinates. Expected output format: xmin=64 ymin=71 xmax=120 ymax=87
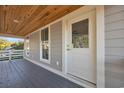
xmin=25 ymin=38 xmax=30 ymax=56
xmin=40 ymin=26 xmax=50 ymax=64
xmin=72 ymin=18 xmax=89 ymax=48
xmin=70 ymin=16 xmax=90 ymax=49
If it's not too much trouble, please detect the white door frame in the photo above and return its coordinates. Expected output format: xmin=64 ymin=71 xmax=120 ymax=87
xmin=62 ymin=5 xmax=105 ymax=88
xmin=96 ymin=6 xmax=105 ymax=88
xmin=67 ymin=10 xmax=96 ymax=84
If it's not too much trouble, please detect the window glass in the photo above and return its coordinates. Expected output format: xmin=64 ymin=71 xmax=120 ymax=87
xmin=41 ymin=28 xmax=48 ymax=41
xmin=72 ymin=19 xmax=89 ymax=48
xmin=41 ymin=27 xmax=49 ymax=60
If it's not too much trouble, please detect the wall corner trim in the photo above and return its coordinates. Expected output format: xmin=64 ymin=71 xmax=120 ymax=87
xmin=96 ymin=5 xmax=105 ymax=88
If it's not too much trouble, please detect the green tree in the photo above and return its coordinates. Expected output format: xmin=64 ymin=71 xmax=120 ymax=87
xmin=11 ymin=42 xmax=24 ymax=50
xmin=0 ymin=39 xmax=12 ymax=50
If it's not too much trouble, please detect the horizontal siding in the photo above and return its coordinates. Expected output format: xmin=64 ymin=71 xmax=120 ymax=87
xmin=105 ymin=30 xmax=124 ymax=39
xmin=105 ymin=20 xmax=124 ymax=31
xmin=105 ymin=48 xmax=124 ymax=56
xmin=105 ymin=5 xmax=124 ymax=16
xmin=105 ymin=5 xmax=124 ymax=88
xmin=105 ymin=56 xmax=124 ymax=65
xmin=105 ymin=56 xmax=124 ymax=88
xmin=50 ymin=21 xmax=62 ymax=71
xmin=29 ymin=32 xmax=40 ymax=62
xmin=105 ymin=11 xmax=124 ymax=24
xmin=105 ymin=39 xmax=124 ymax=48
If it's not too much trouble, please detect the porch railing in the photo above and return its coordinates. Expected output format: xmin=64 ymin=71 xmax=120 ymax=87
xmin=0 ymin=50 xmax=24 ymax=61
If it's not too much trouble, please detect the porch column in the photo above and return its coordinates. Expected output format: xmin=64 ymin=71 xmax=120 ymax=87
xmin=96 ymin=5 xmax=105 ymax=88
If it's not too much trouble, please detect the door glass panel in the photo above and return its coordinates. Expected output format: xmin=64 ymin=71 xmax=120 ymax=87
xmin=72 ymin=19 xmax=89 ymax=48
xmin=41 ymin=28 xmax=49 ymax=60
xmin=42 ymin=41 xmax=49 ymax=60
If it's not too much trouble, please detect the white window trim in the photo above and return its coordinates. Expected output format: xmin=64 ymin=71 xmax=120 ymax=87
xmin=96 ymin=6 xmax=105 ymax=88
xmin=40 ymin=26 xmax=51 ymax=64
xmin=25 ymin=39 xmax=30 ymax=57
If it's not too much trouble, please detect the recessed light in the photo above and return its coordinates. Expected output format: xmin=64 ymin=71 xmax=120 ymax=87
xmin=13 ymin=19 xmax=19 ymax=23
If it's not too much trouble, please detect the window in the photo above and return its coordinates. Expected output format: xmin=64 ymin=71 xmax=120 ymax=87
xmin=26 ymin=38 xmax=30 ymax=56
xmin=72 ymin=19 xmax=89 ymax=48
xmin=41 ymin=27 xmax=49 ymax=60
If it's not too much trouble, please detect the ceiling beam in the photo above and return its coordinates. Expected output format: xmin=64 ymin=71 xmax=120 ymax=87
xmin=0 ymin=33 xmax=24 ymax=39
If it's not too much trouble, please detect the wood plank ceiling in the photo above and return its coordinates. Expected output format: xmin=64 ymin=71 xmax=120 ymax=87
xmin=0 ymin=5 xmax=82 ymax=37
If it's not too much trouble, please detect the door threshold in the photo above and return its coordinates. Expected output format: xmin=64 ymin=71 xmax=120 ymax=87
xmin=67 ymin=73 xmax=96 ymax=88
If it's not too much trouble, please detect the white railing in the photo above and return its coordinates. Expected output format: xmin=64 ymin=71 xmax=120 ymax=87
xmin=0 ymin=50 xmax=24 ymax=61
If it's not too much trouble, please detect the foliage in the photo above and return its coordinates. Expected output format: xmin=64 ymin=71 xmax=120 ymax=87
xmin=0 ymin=38 xmax=24 ymax=50
xmin=11 ymin=42 xmax=24 ymax=50
xmin=0 ymin=39 xmax=12 ymax=50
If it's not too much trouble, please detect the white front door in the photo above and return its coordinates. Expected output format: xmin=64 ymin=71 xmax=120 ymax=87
xmin=66 ymin=10 xmax=96 ymax=84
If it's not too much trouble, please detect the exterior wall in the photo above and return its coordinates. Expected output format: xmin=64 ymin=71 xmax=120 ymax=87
xmin=23 ymin=6 xmax=124 ymax=88
xmin=50 ymin=21 xmax=62 ymax=71
xmin=24 ymin=31 xmax=40 ymax=62
xmin=29 ymin=32 xmax=40 ymax=62
xmin=24 ymin=21 xmax=63 ymax=71
xmin=105 ymin=5 xmax=124 ymax=88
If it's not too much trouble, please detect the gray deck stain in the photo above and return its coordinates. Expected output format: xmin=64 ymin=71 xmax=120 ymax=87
xmin=0 ymin=59 xmax=82 ymax=88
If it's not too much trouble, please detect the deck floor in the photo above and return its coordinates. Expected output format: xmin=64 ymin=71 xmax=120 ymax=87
xmin=0 ymin=59 xmax=82 ymax=88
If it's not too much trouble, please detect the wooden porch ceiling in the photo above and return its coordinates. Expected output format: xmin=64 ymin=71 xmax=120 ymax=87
xmin=0 ymin=5 xmax=82 ymax=37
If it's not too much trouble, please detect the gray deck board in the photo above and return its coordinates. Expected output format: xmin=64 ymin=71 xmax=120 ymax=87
xmin=0 ymin=59 xmax=82 ymax=88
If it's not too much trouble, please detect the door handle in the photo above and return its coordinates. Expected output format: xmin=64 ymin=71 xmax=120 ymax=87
xmin=67 ymin=48 xmax=71 ymax=51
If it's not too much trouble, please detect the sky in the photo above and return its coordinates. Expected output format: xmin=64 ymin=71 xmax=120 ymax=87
xmin=0 ymin=36 xmax=24 ymax=42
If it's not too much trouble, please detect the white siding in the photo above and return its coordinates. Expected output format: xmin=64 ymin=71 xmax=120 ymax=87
xmin=50 ymin=21 xmax=62 ymax=71
xmin=105 ymin=5 xmax=124 ymax=88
